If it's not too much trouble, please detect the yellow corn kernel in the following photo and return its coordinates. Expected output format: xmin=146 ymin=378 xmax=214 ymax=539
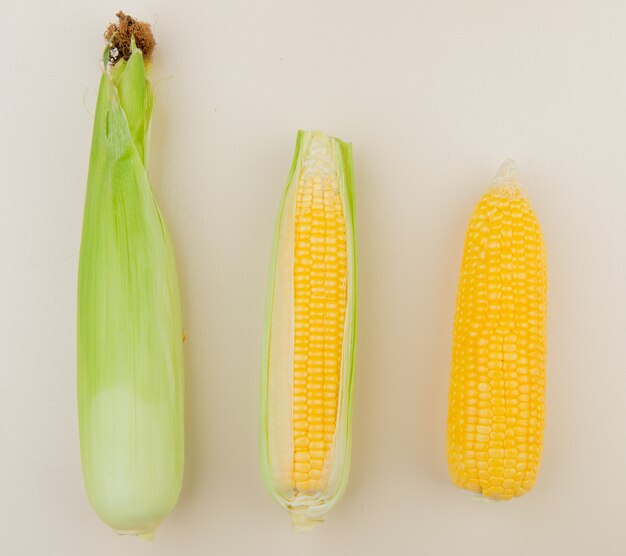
xmin=447 ymin=160 xmax=547 ymax=500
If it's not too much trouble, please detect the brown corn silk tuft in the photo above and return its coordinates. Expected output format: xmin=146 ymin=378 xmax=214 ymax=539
xmin=105 ymin=12 xmax=155 ymax=65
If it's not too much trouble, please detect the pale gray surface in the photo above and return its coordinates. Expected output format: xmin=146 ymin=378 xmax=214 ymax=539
xmin=1 ymin=1 xmax=625 ymax=554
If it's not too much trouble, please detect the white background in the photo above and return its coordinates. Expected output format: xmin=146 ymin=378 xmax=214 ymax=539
xmin=2 ymin=1 xmax=625 ymax=554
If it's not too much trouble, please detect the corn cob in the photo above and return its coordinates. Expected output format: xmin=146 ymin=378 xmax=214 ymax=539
xmin=447 ymin=160 xmax=547 ymax=500
xmin=77 ymin=14 xmax=184 ymax=539
xmin=260 ymin=130 xmax=357 ymax=530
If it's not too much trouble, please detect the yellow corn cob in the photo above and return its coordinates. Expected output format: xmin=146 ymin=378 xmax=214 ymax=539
xmin=260 ymin=130 xmax=357 ymax=530
xmin=291 ymin=160 xmax=348 ymax=493
xmin=447 ymin=160 xmax=547 ymax=500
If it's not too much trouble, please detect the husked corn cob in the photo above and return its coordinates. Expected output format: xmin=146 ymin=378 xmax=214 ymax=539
xmin=260 ymin=130 xmax=357 ymax=530
xmin=447 ymin=160 xmax=547 ymax=500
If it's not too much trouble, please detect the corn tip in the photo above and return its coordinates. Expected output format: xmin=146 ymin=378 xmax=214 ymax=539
xmin=290 ymin=511 xmax=324 ymax=532
xmin=112 ymin=527 xmax=158 ymax=541
xmin=489 ymin=159 xmax=524 ymax=198
xmin=138 ymin=531 xmax=156 ymax=541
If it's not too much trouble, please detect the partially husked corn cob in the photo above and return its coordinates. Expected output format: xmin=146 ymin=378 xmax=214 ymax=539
xmin=77 ymin=14 xmax=184 ymax=539
xmin=447 ymin=160 xmax=547 ymax=500
xmin=260 ymin=130 xmax=357 ymax=530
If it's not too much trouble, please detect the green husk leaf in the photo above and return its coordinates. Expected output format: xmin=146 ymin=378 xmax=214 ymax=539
xmin=77 ymin=38 xmax=184 ymax=539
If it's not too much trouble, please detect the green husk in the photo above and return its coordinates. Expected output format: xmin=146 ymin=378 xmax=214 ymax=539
xmin=259 ymin=130 xmax=358 ymax=530
xmin=77 ymin=32 xmax=184 ymax=539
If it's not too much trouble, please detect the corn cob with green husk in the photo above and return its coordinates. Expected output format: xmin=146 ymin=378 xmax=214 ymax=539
xmin=447 ymin=161 xmax=547 ymax=500
xmin=260 ymin=130 xmax=357 ymax=530
xmin=77 ymin=13 xmax=184 ymax=539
